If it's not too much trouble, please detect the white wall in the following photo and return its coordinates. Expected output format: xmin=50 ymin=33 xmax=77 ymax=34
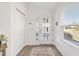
xmin=0 ymin=2 xmax=28 ymax=56
xmin=53 ymin=3 xmax=79 ymax=56
xmin=25 ymin=4 xmax=53 ymax=45
xmin=11 ymin=2 xmax=27 ymax=56
xmin=0 ymin=2 xmax=11 ymax=56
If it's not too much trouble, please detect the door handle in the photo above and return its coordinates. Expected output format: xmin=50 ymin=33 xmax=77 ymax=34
xmin=36 ymin=32 xmax=38 ymax=37
xmin=36 ymin=32 xmax=38 ymax=40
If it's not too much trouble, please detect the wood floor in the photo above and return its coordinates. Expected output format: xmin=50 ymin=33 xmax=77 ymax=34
xmin=17 ymin=44 xmax=62 ymax=56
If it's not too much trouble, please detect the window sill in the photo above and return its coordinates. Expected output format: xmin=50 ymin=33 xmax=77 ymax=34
xmin=62 ymin=39 xmax=79 ymax=49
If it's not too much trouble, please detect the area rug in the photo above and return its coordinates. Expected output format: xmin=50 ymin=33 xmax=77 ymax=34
xmin=30 ymin=47 xmax=54 ymax=56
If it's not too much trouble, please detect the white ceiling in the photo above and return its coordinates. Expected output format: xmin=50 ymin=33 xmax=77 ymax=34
xmin=27 ymin=2 xmax=63 ymax=11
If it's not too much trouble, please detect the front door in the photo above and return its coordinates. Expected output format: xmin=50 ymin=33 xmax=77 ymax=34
xmin=36 ymin=17 xmax=52 ymax=44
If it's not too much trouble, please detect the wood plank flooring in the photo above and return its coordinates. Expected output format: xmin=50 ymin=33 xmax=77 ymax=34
xmin=17 ymin=44 xmax=62 ymax=56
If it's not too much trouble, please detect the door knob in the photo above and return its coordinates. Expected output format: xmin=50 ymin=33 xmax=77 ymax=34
xmin=36 ymin=32 xmax=38 ymax=40
xmin=36 ymin=32 xmax=38 ymax=37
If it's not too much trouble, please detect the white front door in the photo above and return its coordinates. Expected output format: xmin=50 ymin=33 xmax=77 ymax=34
xmin=36 ymin=17 xmax=52 ymax=44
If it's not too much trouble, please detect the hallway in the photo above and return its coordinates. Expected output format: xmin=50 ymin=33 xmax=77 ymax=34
xmin=17 ymin=45 xmax=62 ymax=56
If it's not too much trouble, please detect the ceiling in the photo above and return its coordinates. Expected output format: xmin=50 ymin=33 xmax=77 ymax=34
xmin=27 ymin=2 xmax=63 ymax=12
